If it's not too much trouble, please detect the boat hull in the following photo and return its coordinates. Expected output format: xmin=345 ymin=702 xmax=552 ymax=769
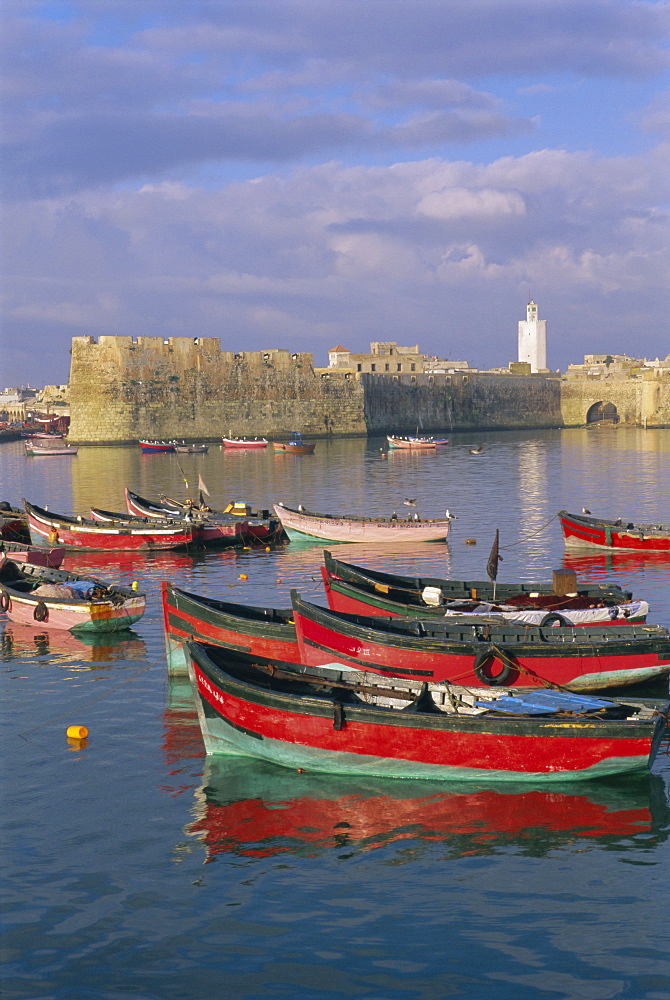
xmin=25 ymin=500 xmax=198 ymax=551
xmin=291 ymin=592 xmax=670 ymax=692
xmin=273 ymin=442 xmax=316 ymax=454
xmin=187 ymin=644 xmax=669 ymax=781
xmin=161 ymin=581 xmax=301 ymax=674
xmin=273 ymin=505 xmax=451 ymax=543
xmin=0 ymin=541 xmax=64 ymax=568
xmin=223 ymin=438 xmax=268 ymax=449
xmin=559 ymin=510 xmax=670 ymax=553
xmin=0 ymin=564 xmax=146 ymax=632
xmin=124 ymin=489 xmax=246 ymax=546
xmin=321 ymin=568 xmax=649 ymax=625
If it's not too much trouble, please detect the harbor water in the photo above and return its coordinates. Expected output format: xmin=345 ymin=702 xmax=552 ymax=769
xmin=2 ymin=428 xmax=670 ymax=1000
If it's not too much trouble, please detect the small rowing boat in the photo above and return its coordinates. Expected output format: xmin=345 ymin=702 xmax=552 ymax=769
xmin=139 ymin=440 xmax=175 ymax=453
xmin=559 ymin=510 xmax=670 ymax=554
xmin=272 ymin=503 xmax=452 ymax=543
xmin=387 ymin=435 xmax=448 ymax=449
xmin=25 ymin=442 xmax=77 ymax=456
xmin=185 ymin=641 xmax=670 ymax=781
xmin=223 ymin=437 xmax=269 ymax=449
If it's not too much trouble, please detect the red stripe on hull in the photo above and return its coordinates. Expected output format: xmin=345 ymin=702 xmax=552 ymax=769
xmin=560 ymin=514 xmax=670 ymax=553
xmin=293 ymin=609 xmax=667 ymax=688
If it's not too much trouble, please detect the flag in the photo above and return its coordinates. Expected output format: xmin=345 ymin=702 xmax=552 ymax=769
xmin=487 ymin=529 xmax=502 ymax=581
xmin=198 ymin=474 xmax=211 ymax=497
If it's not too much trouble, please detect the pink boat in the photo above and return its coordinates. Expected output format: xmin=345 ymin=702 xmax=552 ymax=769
xmin=222 ymin=437 xmax=268 ymax=449
xmin=272 ymin=503 xmax=452 ymax=543
xmin=0 ymin=559 xmax=146 ymax=632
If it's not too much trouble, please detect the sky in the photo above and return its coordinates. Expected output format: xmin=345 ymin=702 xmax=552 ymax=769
xmin=1 ymin=0 xmax=669 ymax=387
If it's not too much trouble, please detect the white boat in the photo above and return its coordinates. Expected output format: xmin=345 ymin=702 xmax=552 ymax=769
xmin=272 ymin=503 xmax=451 ymax=543
xmin=25 ymin=443 xmax=77 ymax=457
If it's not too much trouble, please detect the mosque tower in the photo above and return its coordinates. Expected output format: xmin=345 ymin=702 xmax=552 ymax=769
xmin=517 ymin=298 xmax=547 ymax=372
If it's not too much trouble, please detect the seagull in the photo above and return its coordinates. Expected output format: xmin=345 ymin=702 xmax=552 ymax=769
xmin=469 ymin=446 xmax=484 ymax=454
xmin=403 ymin=498 xmax=417 ymax=507
xmin=445 ymin=509 xmax=457 ymax=520
xmin=390 ymin=511 xmax=398 ymax=520
xmin=582 ymin=507 xmax=591 ymax=515
xmin=298 ymin=503 xmax=306 ymax=513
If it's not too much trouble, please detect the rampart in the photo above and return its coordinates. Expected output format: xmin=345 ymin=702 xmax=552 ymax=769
xmin=67 ymin=336 xmax=670 ymax=443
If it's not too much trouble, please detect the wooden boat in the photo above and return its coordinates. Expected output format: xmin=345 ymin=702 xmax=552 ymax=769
xmin=272 ymin=504 xmax=452 ymax=543
xmin=290 ymin=591 xmax=670 ymax=692
xmin=155 ymin=492 xmax=284 ymax=544
xmin=185 ymin=641 xmax=670 ymax=781
xmin=0 ymin=557 xmax=146 ymax=632
xmin=387 ymin=436 xmax=448 ymax=449
xmin=174 ymin=443 xmax=209 ymax=454
xmin=0 ymin=503 xmax=31 ymax=544
xmin=25 ymin=442 xmax=77 ymax=456
xmin=161 ymin=581 xmax=300 ymax=675
xmin=559 ymin=509 xmax=670 ymax=553
xmin=272 ymin=432 xmax=316 ymax=455
xmin=320 ymin=551 xmax=648 ymax=625
xmin=223 ymin=437 xmax=268 ymax=449
xmin=22 ymin=431 xmax=64 ymax=440
xmin=0 ymin=539 xmax=65 ymax=568
xmin=138 ymin=440 xmax=175 ymax=453
xmin=123 ymin=489 xmax=249 ymax=546
xmin=24 ymin=499 xmax=201 ymax=552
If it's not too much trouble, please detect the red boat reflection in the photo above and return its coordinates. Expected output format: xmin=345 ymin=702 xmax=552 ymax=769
xmin=564 ymin=551 xmax=670 ymax=576
xmin=176 ymin=756 xmax=668 ymax=862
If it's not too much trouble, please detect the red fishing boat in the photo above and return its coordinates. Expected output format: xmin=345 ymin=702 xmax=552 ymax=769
xmin=131 ymin=489 xmax=283 ymax=544
xmin=185 ymin=641 xmax=670 ymax=781
xmin=138 ymin=440 xmax=175 ymax=453
xmin=24 ymin=499 xmax=201 ymax=552
xmin=290 ymin=591 xmax=670 ymax=692
xmin=161 ymin=581 xmax=300 ymax=675
xmin=559 ymin=509 xmax=670 ymax=553
xmin=320 ymin=551 xmax=648 ymax=625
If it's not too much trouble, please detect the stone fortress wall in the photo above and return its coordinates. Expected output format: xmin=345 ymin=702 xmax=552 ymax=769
xmin=67 ymin=336 xmax=670 ymax=444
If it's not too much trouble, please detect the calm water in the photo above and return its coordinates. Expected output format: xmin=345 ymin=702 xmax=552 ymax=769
xmin=2 ymin=428 xmax=670 ymax=1000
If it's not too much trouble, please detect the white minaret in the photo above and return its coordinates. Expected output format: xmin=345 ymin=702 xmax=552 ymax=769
xmin=518 ymin=299 xmax=547 ymax=372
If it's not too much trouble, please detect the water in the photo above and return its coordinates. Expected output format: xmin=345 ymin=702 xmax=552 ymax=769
xmin=2 ymin=428 xmax=670 ymax=1000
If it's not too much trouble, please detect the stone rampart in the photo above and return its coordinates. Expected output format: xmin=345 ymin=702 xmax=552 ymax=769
xmin=560 ymin=377 xmax=670 ymax=427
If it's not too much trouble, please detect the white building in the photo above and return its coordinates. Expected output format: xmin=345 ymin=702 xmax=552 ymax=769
xmin=517 ymin=300 xmax=547 ymax=373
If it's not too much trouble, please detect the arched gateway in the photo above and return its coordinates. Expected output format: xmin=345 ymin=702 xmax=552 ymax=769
xmin=586 ymin=401 xmax=619 ymax=424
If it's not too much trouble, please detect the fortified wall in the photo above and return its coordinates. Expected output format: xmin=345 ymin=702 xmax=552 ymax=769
xmin=67 ymin=337 xmax=367 ymax=443
xmin=67 ymin=337 xmax=669 ymax=443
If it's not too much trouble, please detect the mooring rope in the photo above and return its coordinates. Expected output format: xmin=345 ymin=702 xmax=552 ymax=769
xmin=500 ymin=513 xmax=559 ymax=549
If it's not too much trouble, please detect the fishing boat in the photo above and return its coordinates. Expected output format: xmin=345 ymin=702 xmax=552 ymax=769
xmin=174 ymin=443 xmax=209 ymax=454
xmin=24 ymin=499 xmax=201 ymax=552
xmin=387 ymin=436 xmax=448 ymax=449
xmin=124 ymin=489 xmax=259 ymax=546
xmin=0 ymin=539 xmax=65 ymax=568
xmin=223 ymin=437 xmax=269 ymax=449
xmin=0 ymin=557 xmax=146 ymax=632
xmin=185 ymin=641 xmax=670 ymax=781
xmin=22 ymin=431 xmax=64 ymax=440
xmin=25 ymin=442 xmax=77 ymax=456
xmin=559 ymin=510 xmax=670 ymax=553
xmin=0 ymin=503 xmax=31 ymax=544
xmin=161 ymin=581 xmax=300 ymax=675
xmin=138 ymin=440 xmax=175 ymax=453
xmin=154 ymin=492 xmax=284 ymax=544
xmin=320 ymin=551 xmax=648 ymax=625
xmin=290 ymin=591 xmax=670 ymax=692
xmin=272 ymin=432 xmax=316 ymax=455
xmin=272 ymin=504 xmax=452 ymax=543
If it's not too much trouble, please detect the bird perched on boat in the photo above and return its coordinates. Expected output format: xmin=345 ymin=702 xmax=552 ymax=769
xmin=582 ymin=507 xmax=591 ymax=515
xmin=445 ymin=509 xmax=457 ymax=520
xmin=390 ymin=511 xmax=398 ymax=520
xmin=298 ymin=504 xmax=306 ymax=513
xmin=469 ymin=446 xmax=484 ymax=454
xmin=403 ymin=498 xmax=417 ymax=507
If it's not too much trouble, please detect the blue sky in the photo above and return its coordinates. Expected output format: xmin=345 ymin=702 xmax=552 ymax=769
xmin=2 ymin=0 xmax=669 ymax=386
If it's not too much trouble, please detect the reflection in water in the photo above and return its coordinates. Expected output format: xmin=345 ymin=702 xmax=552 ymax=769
xmin=178 ymin=757 xmax=669 ymax=864
xmin=0 ymin=621 xmax=146 ymax=666
xmin=564 ymin=549 xmax=670 ymax=577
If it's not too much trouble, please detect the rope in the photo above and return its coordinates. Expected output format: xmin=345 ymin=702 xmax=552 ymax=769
xmin=500 ymin=513 xmax=559 ymax=549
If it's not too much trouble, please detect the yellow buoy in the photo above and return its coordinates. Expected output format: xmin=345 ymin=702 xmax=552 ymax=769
xmin=131 ymin=581 xmax=139 ymax=591
xmin=239 ymin=573 xmax=248 ymax=581
xmin=465 ymin=538 xmax=477 ymax=545
xmin=66 ymin=725 xmax=89 ymax=739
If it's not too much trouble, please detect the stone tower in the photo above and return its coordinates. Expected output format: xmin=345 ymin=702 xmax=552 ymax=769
xmin=517 ymin=299 xmax=547 ymax=372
